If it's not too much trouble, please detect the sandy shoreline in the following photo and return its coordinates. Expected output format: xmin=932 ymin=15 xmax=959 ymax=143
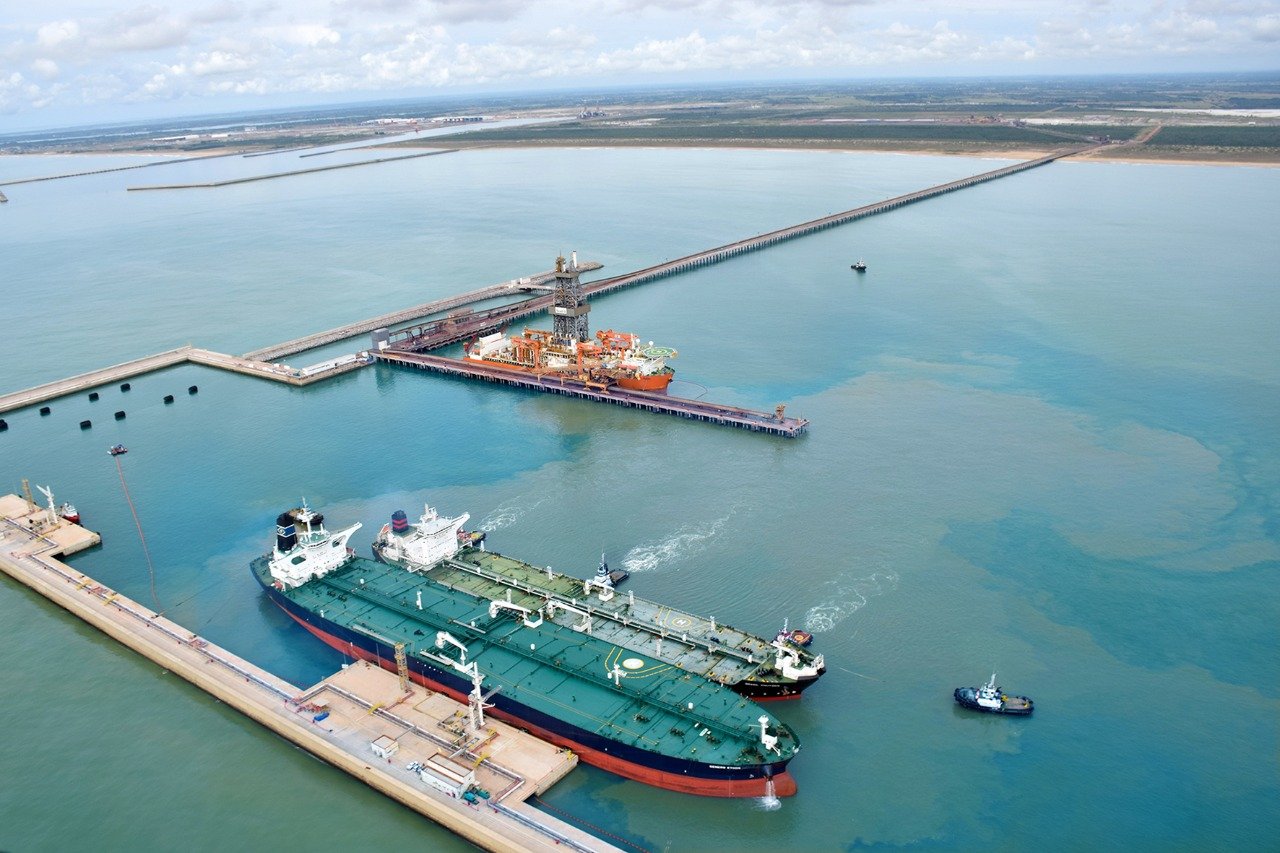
xmin=392 ymin=139 xmax=1280 ymax=167
xmin=4 ymin=141 xmax=1275 ymax=169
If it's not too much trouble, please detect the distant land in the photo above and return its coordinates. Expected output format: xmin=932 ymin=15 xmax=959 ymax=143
xmin=3 ymin=74 xmax=1277 ymax=165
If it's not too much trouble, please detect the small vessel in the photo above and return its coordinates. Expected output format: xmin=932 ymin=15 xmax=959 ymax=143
xmin=954 ymin=673 xmax=1034 ymax=716
xmin=57 ymin=502 xmax=80 ymax=524
xmin=108 ymin=444 xmax=128 ymax=456
xmin=256 ymin=504 xmax=802 ymax=797
xmin=373 ymin=505 xmax=826 ymax=701
xmin=851 ymin=259 xmax=867 ymax=272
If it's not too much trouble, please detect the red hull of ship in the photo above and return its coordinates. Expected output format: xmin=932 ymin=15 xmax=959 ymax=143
xmin=277 ymin=606 xmax=795 ymax=798
xmin=615 ymin=373 xmax=674 ymax=392
xmin=468 ymin=356 xmax=676 ymax=393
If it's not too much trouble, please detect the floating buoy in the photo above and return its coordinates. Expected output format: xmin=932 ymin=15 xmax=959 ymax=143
xmin=163 ymin=395 xmax=174 ymax=404
xmin=120 ymin=382 xmax=131 ymax=392
xmin=39 ymin=406 xmax=51 ymax=416
xmin=80 ymin=420 xmax=91 ymax=429
xmin=114 ymin=410 xmax=126 ymax=420
xmin=88 ymin=392 xmax=99 ymax=401
xmin=188 ymin=385 xmax=198 ymax=395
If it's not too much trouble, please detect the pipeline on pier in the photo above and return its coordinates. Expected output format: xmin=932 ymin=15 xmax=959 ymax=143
xmin=374 ymin=350 xmax=808 ymax=438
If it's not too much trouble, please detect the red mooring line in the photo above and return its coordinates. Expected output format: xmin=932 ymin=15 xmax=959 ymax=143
xmin=114 ymin=454 xmax=162 ymax=612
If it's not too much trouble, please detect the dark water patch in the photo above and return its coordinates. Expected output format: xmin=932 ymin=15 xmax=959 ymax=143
xmin=995 ymin=707 xmax=1280 ymax=849
xmin=946 ymin=511 xmax=1280 ymax=696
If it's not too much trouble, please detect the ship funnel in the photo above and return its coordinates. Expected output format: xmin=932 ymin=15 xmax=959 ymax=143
xmin=391 ymin=509 xmax=409 ymax=534
xmin=275 ymin=512 xmax=298 ymax=552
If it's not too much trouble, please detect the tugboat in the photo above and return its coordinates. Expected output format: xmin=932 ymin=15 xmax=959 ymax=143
xmin=954 ymin=673 xmax=1034 ymax=716
xmin=57 ymin=502 xmax=80 ymax=524
xmin=108 ymin=444 xmax=128 ymax=456
xmin=850 ymin=259 xmax=867 ymax=272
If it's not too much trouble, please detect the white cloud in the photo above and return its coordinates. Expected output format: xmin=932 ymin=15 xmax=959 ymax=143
xmin=190 ymin=1 xmax=250 ymax=25
xmin=36 ymin=20 xmax=80 ymax=48
xmin=3 ymin=0 xmax=1279 ymax=123
xmin=31 ymin=58 xmax=60 ymax=79
xmin=1252 ymin=13 xmax=1280 ymax=40
xmin=191 ymin=50 xmax=257 ymax=75
xmin=256 ymin=24 xmax=343 ymax=47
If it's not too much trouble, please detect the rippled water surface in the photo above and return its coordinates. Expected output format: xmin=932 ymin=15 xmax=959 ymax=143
xmin=1 ymin=145 xmax=1277 ymax=851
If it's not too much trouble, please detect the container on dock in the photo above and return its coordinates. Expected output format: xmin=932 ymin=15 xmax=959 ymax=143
xmin=0 ymin=419 xmax=7 ymax=431
xmin=120 ymin=383 xmax=131 ymax=392
xmin=39 ymin=406 xmax=51 ymax=416
xmin=163 ymin=395 xmax=174 ymax=404
xmin=79 ymin=420 xmax=91 ymax=429
xmin=114 ymin=411 xmax=126 ymax=420
xmin=88 ymin=392 xmax=99 ymax=402
xmin=188 ymin=385 xmax=198 ymax=395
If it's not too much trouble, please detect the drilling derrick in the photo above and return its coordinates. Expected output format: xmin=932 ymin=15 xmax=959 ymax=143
xmin=550 ymin=252 xmax=590 ymax=345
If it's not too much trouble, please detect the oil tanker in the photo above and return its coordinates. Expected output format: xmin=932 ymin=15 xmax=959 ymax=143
xmin=373 ymin=505 xmax=826 ymax=700
xmin=252 ymin=506 xmax=801 ymax=797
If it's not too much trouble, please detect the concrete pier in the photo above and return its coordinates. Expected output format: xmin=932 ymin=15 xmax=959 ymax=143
xmin=126 ymin=149 xmax=458 ymax=191
xmin=1 ymin=149 xmax=1095 ymax=424
xmin=186 ymin=347 xmax=370 ymax=384
xmin=388 ymin=146 xmax=1101 ymax=355
xmin=0 ymin=495 xmax=623 ymax=853
xmin=243 ymin=262 xmax=603 ymax=362
xmin=0 ymin=347 xmax=371 ymax=416
xmin=0 ymin=347 xmax=193 ymax=415
xmin=375 ymin=350 xmax=809 ymax=437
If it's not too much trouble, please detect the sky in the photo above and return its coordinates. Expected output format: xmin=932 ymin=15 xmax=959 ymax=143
xmin=2 ymin=0 xmax=1279 ymax=130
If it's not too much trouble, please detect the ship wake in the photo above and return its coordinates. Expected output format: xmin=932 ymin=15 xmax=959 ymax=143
xmin=755 ymin=776 xmax=782 ymax=811
xmin=803 ymin=571 xmax=899 ymax=633
xmin=479 ymin=496 xmax=548 ymax=533
xmin=622 ymin=505 xmax=745 ymax=574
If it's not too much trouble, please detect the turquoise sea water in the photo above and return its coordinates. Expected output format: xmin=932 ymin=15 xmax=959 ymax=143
xmin=1 ymin=145 xmax=1277 ymax=852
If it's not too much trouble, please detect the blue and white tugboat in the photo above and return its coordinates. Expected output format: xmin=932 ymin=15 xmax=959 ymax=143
xmin=954 ymin=673 xmax=1033 ymax=716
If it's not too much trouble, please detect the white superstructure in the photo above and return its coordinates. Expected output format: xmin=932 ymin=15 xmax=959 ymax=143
xmin=267 ymin=504 xmax=361 ymax=590
xmin=375 ymin=504 xmax=470 ymax=570
xmin=974 ymin=673 xmax=1004 ymax=710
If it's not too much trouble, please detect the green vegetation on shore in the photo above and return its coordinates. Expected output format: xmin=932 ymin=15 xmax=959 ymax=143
xmin=1150 ymin=125 xmax=1280 ymax=148
xmin=5 ymin=74 xmax=1277 ymax=162
xmin=446 ymin=120 xmax=1117 ymax=146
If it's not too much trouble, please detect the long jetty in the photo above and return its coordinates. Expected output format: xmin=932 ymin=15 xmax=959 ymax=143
xmin=581 ymin=146 xmax=1096 ymax=295
xmin=388 ymin=146 xmax=1096 ymax=353
xmin=2 ymin=148 xmax=1093 ymax=423
xmin=375 ymin=350 xmax=809 ymax=437
xmin=0 ymin=496 xmax=620 ymax=853
xmin=0 ymin=150 xmax=250 ymax=189
xmin=126 ymin=148 xmax=457 ymax=191
xmin=0 ymin=265 xmax=600 ymax=416
xmin=244 ymin=261 xmax=602 ymax=362
xmin=0 ymin=346 xmax=368 ymax=416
